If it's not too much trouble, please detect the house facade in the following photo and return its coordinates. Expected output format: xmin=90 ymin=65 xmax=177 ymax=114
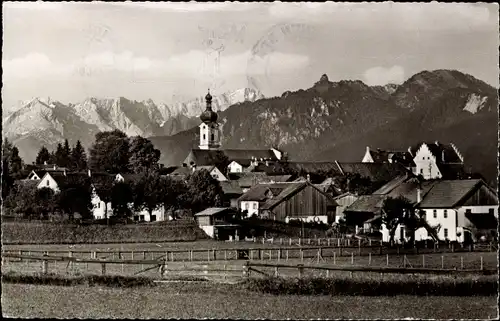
xmin=410 ymin=142 xmax=464 ymax=180
xmin=380 ymin=179 xmax=498 ymax=243
xmin=259 ymin=182 xmax=338 ymax=224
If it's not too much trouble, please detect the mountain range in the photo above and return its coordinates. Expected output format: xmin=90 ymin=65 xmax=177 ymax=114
xmin=148 ymin=70 xmax=498 ymax=186
xmin=2 ymin=88 xmax=264 ymax=162
xmin=3 ymin=69 xmax=498 ymax=186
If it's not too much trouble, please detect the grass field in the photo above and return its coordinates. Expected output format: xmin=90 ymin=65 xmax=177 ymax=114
xmin=2 ymin=283 xmax=497 ymax=319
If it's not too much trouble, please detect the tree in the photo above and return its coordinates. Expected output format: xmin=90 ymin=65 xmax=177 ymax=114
xmin=62 ymin=139 xmax=71 ymax=168
xmin=53 ymin=143 xmax=66 ymax=167
xmin=3 ymin=183 xmax=38 ymax=219
xmin=186 ymin=169 xmax=224 ymax=214
xmin=89 ymin=130 xmax=130 ymax=174
xmin=381 ymin=196 xmax=414 ymax=245
xmin=111 ymin=181 xmax=134 ymax=218
xmin=35 ymin=187 xmax=57 ymax=220
xmin=161 ymin=176 xmax=189 ymax=219
xmin=35 ymin=146 xmax=51 ymax=165
xmin=57 ymin=174 xmax=93 ymax=220
xmin=2 ymin=138 xmax=24 ymax=179
xmin=128 ymin=136 xmax=161 ymax=173
xmin=70 ymin=140 xmax=88 ymax=171
xmin=131 ymin=170 xmax=165 ymax=220
xmin=2 ymin=158 xmax=14 ymax=199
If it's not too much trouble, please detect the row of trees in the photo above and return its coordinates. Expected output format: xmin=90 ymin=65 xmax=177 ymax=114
xmin=2 ymin=138 xmax=25 ymax=198
xmin=34 ymin=130 xmax=162 ymax=175
xmin=4 ymin=168 xmax=224 ymax=222
xmin=36 ymin=139 xmax=87 ymax=171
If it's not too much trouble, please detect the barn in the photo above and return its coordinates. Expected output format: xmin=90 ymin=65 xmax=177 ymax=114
xmin=259 ymin=182 xmax=337 ymax=224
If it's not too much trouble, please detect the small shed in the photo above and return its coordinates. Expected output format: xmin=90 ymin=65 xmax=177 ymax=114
xmin=195 ymin=207 xmax=241 ymax=241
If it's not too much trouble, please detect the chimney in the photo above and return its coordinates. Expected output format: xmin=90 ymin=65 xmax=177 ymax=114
xmin=442 ymin=150 xmax=445 ymax=163
xmin=435 ymin=141 xmax=439 ymax=146
xmin=366 ymin=146 xmax=370 ymax=154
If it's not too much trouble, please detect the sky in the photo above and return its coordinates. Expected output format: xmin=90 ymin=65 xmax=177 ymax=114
xmin=2 ymin=2 xmax=499 ymax=107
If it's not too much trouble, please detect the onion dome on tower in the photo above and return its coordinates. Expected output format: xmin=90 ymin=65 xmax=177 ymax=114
xmin=200 ymin=89 xmax=218 ymax=123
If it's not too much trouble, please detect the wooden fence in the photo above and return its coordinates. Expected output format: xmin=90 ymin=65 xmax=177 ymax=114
xmin=1 ymin=252 xmax=495 ymax=281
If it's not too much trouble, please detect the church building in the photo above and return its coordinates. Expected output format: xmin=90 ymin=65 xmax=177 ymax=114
xmin=182 ymin=90 xmax=283 ymax=171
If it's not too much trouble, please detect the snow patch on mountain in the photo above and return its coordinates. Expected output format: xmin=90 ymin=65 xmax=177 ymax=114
xmin=463 ymin=94 xmax=488 ymax=114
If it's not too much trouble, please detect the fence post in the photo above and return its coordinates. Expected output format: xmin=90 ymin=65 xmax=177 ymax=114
xmin=386 ymin=254 xmax=389 ymax=266
xmin=132 ymin=251 xmax=135 ymax=260
xmin=42 ymin=259 xmax=48 ymax=274
xmin=299 ymin=238 xmax=301 ymax=246
xmin=243 ymin=261 xmax=249 ymax=278
xmin=208 ymin=250 xmax=210 ymax=262
xmin=289 ymin=238 xmax=292 ymax=246
xmin=101 ymin=263 xmax=106 ymax=275
xmin=328 ymin=238 xmax=331 ymax=247
xmin=300 ymin=249 xmax=304 ymax=262
xmin=190 ymin=250 xmax=193 ymax=262
xmin=337 ymin=239 xmax=340 ymax=247
xmin=308 ymin=238 xmax=311 ymax=245
xmin=224 ymin=250 xmax=227 ymax=261
xmin=368 ymin=253 xmax=372 ymax=265
xmin=351 ymin=252 xmax=354 ymax=265
xmin=262 ymin=238 xmax=265 ymax=244
xmin=348 ymin=239 xmax=350 ymax=247
xmin=369 ymin=239 xmax=372 ymax=246
xmin=274 ymin=266 xmax=279 ymax=277
xmin=422 ymin=254 xmax=425 ymax=268
xmin=171 ymin=252 xmax=175 ymax=262
xmin=260 ymin=249 xmax=262 ymax=261
xmin=403 ymin=254 xmax=407 ymax=268
xmin=278 ymin=249 xmax=281 ymax=262
xmin=298 ymin=265 xmax=304 ymax=278
xmin=481 ymin=256 xmax=484 ymax=270
xmin=280 ymin=238 xmax=283 ymax=245
xmin=460 ymin=256 xmax=464 ymax=270
xmin=358 ymin=240 xmax=361 ymax=255
xmin=69 ymin=251 xmax=73 ymax=270
xmin=441 ymin=256 xmax=444 ymax=269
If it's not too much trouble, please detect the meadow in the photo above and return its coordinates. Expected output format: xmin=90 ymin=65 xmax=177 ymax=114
xmin=2 ymin=282 xmax=497 ymax=319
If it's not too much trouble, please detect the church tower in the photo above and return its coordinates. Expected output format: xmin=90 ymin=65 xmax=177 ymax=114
xmin=199 ymin=90 xmax=221 ymax=150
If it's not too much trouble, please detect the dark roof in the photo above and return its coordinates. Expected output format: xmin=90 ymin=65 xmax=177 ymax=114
xmin=223 ymin=149 xmax=278 ymax=161
xmin=287 ymin=162 xmax=343 ymax=175
xmin=237 ymin=183 xmax=293 ymax=202
xmin=194 ymin=207 xmax=233 ymax=216
xmin=232 ymin=172 xmax=291 ymax=187
xmin=183 ymin=149 xmax=227 ymax=166
xmin=417 ymin=179 xmax=486 ymax=208
xmin=337 ymin=162 xmax=409 ymax=181
xmin=261 ymin=182 xmax=337 ymax=211
xmin=373 ymin=175 xmax=410 ymax=194
xmin=230 ymin=159 xmax=253 ymax=167
xmin=220 ymin=180 xmax=244 ymax=195
xmin=47 ymin=172 xmax=89 ymax=185
xmin=410 ymin=142 xmax=463 ymax=163
xmin=369 ymin=148 xmax=414 ymax=167
xmin=436 ymin=163 xmax=467 ymax=179
xmin=345 ymin=195 xmax=386 ymax=213
xmin=465 ymin=213 xmax=498 ymax=229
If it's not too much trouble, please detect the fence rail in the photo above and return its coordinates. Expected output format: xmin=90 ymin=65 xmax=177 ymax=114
xmin=1 ymin=253 xmax=495 ymax=280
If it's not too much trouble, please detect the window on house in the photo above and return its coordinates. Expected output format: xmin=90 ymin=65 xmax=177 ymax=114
xmin=444 ymin=210 xmax=448 ymax=218
xmin=444 ymin=228 xmax=448 ymax=239
xmin=134 ymin=216 xmax=139 ymax=221
xmin=203 ymin=134 xmax=206 ymax=140
xmin=97 ymin=203 xmax=100 ymax=209
xmin=140 ymin=215 xmax=145 ymax=221
xmin=46 ymin=180 xmax=49 ymax=186
xmin=420 ymin=169 xmax=424 ymax=174
xmin=433 ymin=210 xmax=437 ymax=218
xmin=489 ymin=208 xmax=494 ymax=215
xmin=151 ymin=215 xmax=156 ymax=222
xmin=253 ymin=203 xmax=257 ymax=209
xmin=211 ymin=133 xmax=215 ymax=141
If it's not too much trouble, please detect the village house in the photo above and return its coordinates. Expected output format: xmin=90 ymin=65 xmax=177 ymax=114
xmin=170 ymin=164 xmax=228 ymax=181
xmin=194 ymin=207 xmax=241 ymax=240
xmin=25 ymin=162 xmax=68 ymax=181
xmin=409 ymin=141 xmax=465 ymax=180
xmin=259 ymin=182 xmax=338 ymax=224
xmin=362 ymin=146 xmax=415 ymax=171
xmin=237 ymin=181 xmax=337 ymax=224
xmin=332 ymin=192 xmax=359 ymax=223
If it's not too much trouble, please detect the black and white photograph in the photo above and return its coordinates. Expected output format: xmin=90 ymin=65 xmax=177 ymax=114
xmin=1 ymin=1 xmax=498 ymax=319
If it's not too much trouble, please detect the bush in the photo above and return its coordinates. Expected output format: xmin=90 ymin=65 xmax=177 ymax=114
xmin=1 ymin=272 xmax=155 ymax=287
xmin=244 ymin=276 xmax=498 ymax=296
